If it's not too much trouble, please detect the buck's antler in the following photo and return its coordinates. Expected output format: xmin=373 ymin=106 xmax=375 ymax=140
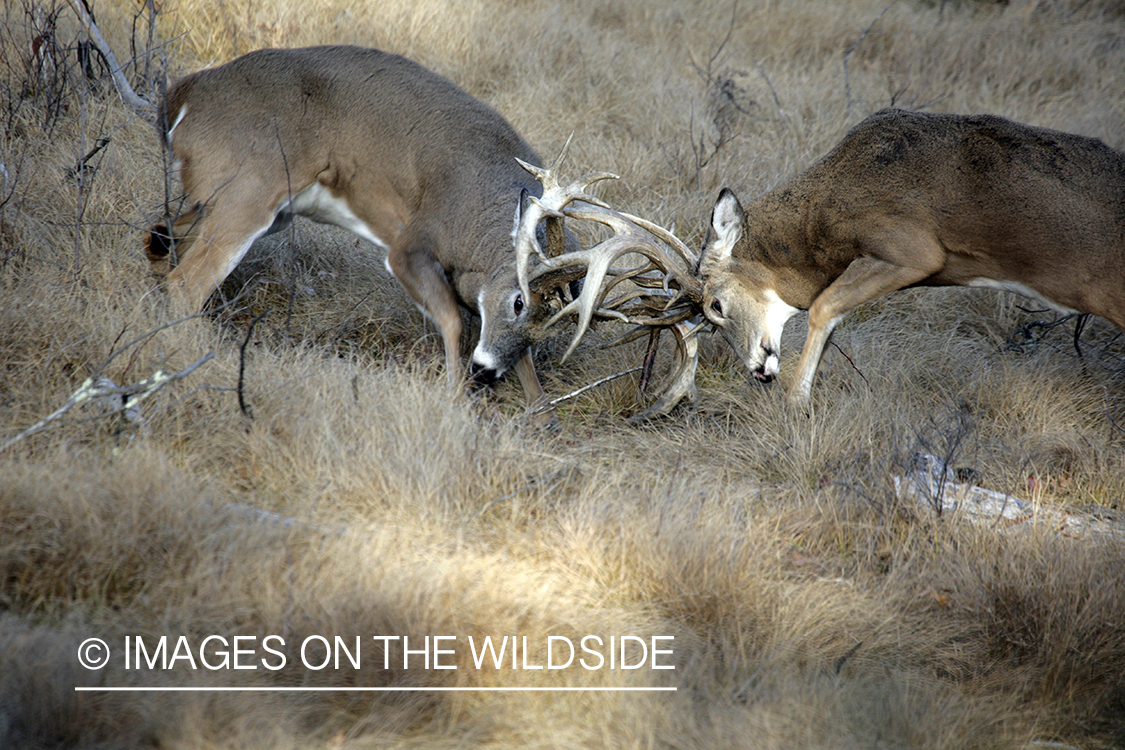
xmin=541 ymin=202 xmax=702 ymax=362
xmin=514 ymin=148 xmax=707 ymax=418
xmin=513 ymin=134 xmax=618 ymax=304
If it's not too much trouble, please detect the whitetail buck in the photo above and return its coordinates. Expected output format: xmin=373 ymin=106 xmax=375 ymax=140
xmin=689 ymin=108 xmax=1125 ymax=405
xmin=67 ymin=0 xmax=704 ymax=422
xmin=140 ymin=45 xmax=598 ymax=416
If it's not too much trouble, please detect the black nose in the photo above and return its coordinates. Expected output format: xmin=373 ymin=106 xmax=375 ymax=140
xmin=470 ymin=362 xmax=499 ymax=387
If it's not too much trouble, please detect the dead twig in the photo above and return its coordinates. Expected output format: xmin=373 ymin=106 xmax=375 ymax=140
xmin=830 ymin=340 xmax=870 ymax=389
xmin=239 ymin=310 xmax=270 ymax=419
xmin=0 ymin=353 xmax=214 ymax=452
xmin=526 ymin=366 xmax=644 ymax=418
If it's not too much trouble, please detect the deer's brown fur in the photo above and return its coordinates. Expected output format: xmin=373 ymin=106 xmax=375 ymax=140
xmin=147 ymin=46 xmax=576 ymax=415
xmin=698 ymin=108 xmax=1125 ymax=404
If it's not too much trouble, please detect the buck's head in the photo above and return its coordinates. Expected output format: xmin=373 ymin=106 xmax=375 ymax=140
xmin=469 ymin=193 xmax=581 ymax=385
xmin=698 ymin=189 xmax=800 ymax=384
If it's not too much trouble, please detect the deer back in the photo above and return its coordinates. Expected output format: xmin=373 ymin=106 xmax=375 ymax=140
xmin=728 ymin=108 xmax=1125 ymax=315
xmin=162 ymin=45 xmax=545 ymax=308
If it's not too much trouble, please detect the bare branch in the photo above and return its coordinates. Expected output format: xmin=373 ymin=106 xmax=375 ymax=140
xmin=844 ymin=2 xmax=896 ymax=117
xmin=524 ymin=366 xmax=643 ymax=418
xmin=65 ymin=0 xmax=156 ymax=121
xmin=0 ymin=353 xmax=214 ymax=452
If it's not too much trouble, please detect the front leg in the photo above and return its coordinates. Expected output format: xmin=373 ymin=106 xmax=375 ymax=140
xmin=788 ymin=253 xmax=937 ymax=405
xmin=513 ymin=348 xmax=559 ymax=430
xmin=386 ymin=244 xmax=465 ymax=388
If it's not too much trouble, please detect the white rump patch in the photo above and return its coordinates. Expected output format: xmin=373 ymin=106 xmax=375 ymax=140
xmin=167 ymin=104 xmax=188 ymax=143
xmin=966 ymin=278 xmax=1078 ymax=316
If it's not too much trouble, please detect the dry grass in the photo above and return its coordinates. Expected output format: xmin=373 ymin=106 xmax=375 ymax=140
xmin=2 ymin=0 xmax=1125 ymax=747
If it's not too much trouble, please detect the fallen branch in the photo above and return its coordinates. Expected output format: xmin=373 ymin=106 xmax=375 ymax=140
xmin=895 ymin=453 xmax=1125 ymax=541
xmin=0 ymin=352 xmax=214 ymax=452
xmin=65 ymin=0 xmax=156 ymax=121
xmin=525 ymin=366 xmax=644 ymax=418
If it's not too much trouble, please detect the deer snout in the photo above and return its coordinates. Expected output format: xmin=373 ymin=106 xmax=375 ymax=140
xmin=469 ymin=344 xmax=506 ymax=388
xmin=470 ymin=361 xmax=500 ymax=387
xmin=752 ymin=342 xmax=780 ymax=383
xmin=468 ymin=359 xmax=499 ymax=391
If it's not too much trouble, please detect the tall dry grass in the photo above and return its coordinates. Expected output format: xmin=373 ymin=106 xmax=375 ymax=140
xmin=2 ymin=0 xmax=1125 ymax=747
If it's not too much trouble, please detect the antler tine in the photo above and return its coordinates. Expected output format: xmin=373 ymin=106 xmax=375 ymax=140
xmin=514 ymin=157 xmax=559 ymax=195
xmin=514 ymin=132 xmax=573 ymax=193
xmin=555 ymin=232 xmax=646 ymax=363
xmin=626 ymin=318 xmax=701 ymax=422
xmin=513 ymin=141 xmax=620 ymax=303
xmin=601 ymin=289 xmax=700 ymax=326
xmin=550 ymin=131 xmax=575 ymax=173
xmin=617 ymin=211 xmax=699 ymax=270
xmin=513 ymin=192 xmax=563 ymax=305
xmin=563 ymin=203 xmax=702 ymax=297
xmin=515 ymin=158 xmax=619 ymax=214
xmin=599 ymin=312 xmax=703 ymax=350
xmin=529 ymin=203 xmax=700 ymax=364
xmin=515 ymin=130 xmax=618 ymax=214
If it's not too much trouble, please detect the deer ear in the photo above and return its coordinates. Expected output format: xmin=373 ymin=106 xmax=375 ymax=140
xmin=709 ymin=188 xmax=744 ymax=257
xmin=699 ymin=189 xmax=743 ymax=274
xmin=513 ymin=188 xmax=533 ymax=237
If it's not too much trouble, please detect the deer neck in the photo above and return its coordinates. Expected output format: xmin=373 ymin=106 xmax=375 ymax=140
xmin=443 ymin=175 xmax=539 ymax=308
xmin=735 ymin=191 xmax=835 ymax=311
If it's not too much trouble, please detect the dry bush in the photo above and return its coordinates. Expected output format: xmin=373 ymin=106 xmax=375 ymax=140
xmin=2 ymin=0 xmax=1125 ymax=748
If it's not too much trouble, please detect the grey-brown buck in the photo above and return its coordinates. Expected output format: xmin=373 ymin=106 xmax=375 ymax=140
xmin=68 ymin=0 xmax=700 ymax=421
xmin=144 ymin=45 xmax=592 ymax=414
xmin=693 ymin=108 xmax=1125 ymax=405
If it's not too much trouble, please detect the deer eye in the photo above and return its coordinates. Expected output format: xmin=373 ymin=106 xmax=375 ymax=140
xmin=710 ymin=298 xmax=723 ymax=318
xmin=513 ymin=293 xmax=525 ymax=316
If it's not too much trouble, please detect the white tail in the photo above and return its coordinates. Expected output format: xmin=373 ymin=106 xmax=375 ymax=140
xmin=696 ymin=108 xmax=1125 ymax=405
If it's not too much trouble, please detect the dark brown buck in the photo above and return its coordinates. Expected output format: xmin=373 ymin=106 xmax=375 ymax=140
xmin=693 ymin=108 xmax=1125 ymax=405
xmin=143 ymin=45 xmax=591 ymax=413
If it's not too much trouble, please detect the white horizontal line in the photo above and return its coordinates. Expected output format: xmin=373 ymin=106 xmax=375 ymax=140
xmin=75 ymin=686 xmax=677 ymax=692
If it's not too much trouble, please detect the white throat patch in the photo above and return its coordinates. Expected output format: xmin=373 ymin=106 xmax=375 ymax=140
xmin=472 ymin=289 xmax=499 ymax=371
xmin=762 ymin=288 xmax=801 ymax=343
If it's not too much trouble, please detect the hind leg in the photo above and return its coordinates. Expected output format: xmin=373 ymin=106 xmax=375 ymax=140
xmin=145 ymin=202 xmax=204 ymax=278
xmin=157 ymin=201 xmax=281 ymax=313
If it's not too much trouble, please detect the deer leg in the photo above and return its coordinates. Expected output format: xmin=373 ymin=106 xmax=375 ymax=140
xmin=511 ymin=348 xmax=561 ymax=429
xmin=386 ymin=245 xmax=464 ymax=387
xmin=162 ymin=203 xmax=281 ymax=313
xmin=790 ymin=252 xmax=938 ymax=405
